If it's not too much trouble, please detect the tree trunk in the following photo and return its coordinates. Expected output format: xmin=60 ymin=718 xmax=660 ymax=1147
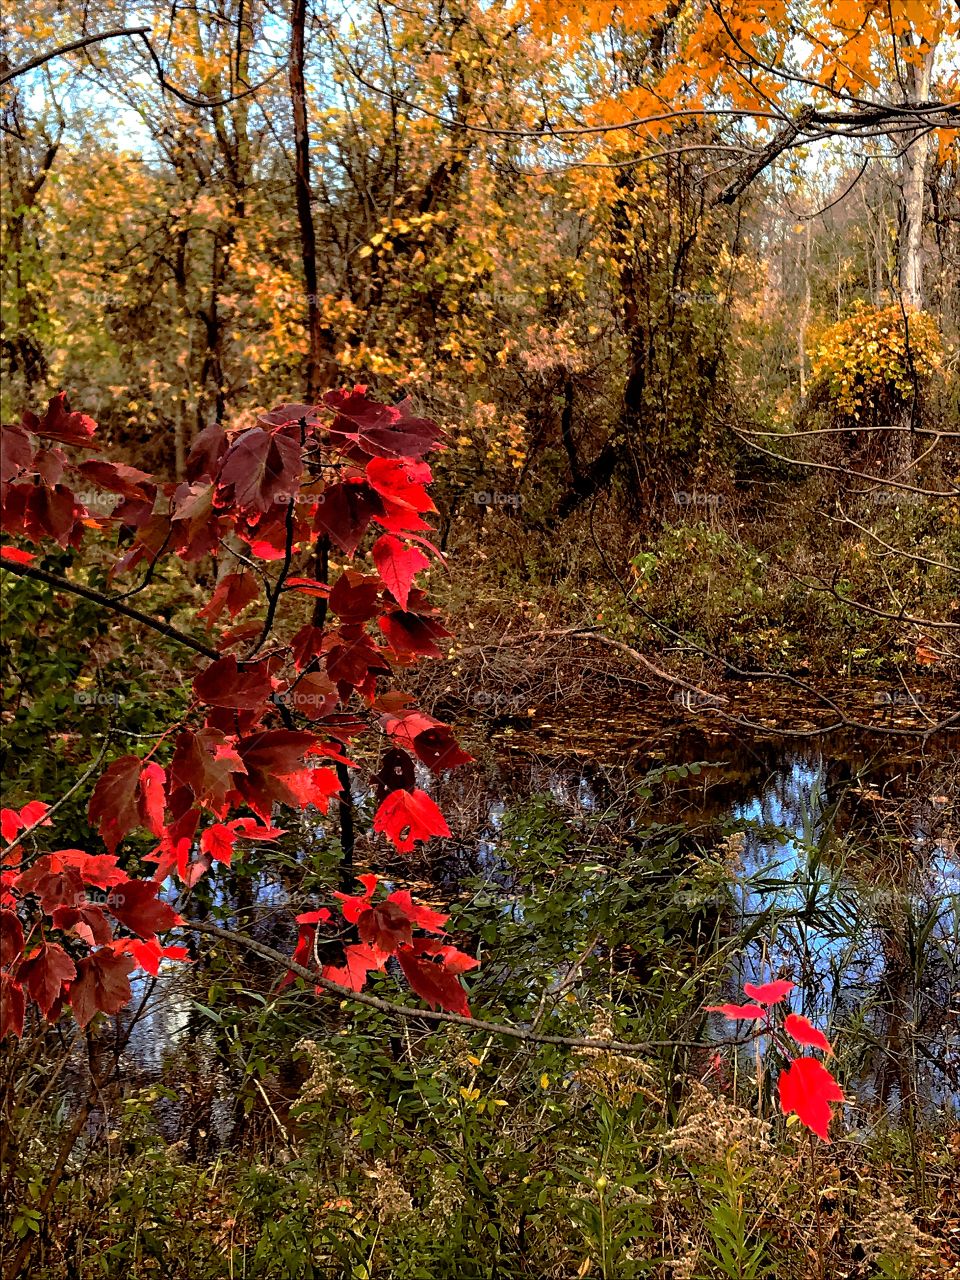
xmin=897 ymin=39 xmax=935 ymax=310
xmin=289 ymin=0 xmax=336 ymax=398
xmin=892 ymin=31 xmax=936 ymax=477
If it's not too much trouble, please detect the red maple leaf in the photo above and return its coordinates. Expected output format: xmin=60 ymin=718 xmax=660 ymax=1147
xmin=1 ymin=424 xmax=36 ymax=482
xmin=69 ymin=949 xmax=136 ymax=1028
xmin=105 ymin=879 xmax=181 ymax=938
xmin=1 ymin=908 xmax=25 ymax=968
xmin=193 ymin=655 xmax=274 ymax=711
xmin=52 ymin=903 xmax=114 ymax=947
xmin=281 ymin=672 xmax=337 ymax=720
xmin=0 ymin=546 xmax=34 ymax=564
xmin=168 ymin=729 xmax=244 ymax=815
xmin=114 ymin=937 xmax=190 ymax=976
xmin=373 ymin=788 xmax=451 ymax=853
xmin=1 ymin=975 xmax=25 ymax=1038
xmin=23 ymin=392 xmax=98 ymax=448
xmin=411 ymin=726 xmax=473 ymax=772
xmin=74 ymin=459 xmax=153 ymax=501
xmin=199 ymin=818 xmax=284 ymax=866
xmin=185 ymin=423 xmax=228 ymax=481
xmin=321 ymin=942 xmax=386 ymax=991
xmin=313 ymin=479 xmax=383 ymax=555
xmin=705 ymin=1002 xmax=766 ymax=1020
xmin=328 ymin=570 xmax=383 ymax=623
xmin=197 ymin=571 xmax=259 ymax=627
xmin=396 ymin=950 xmax=471 ymax=1016
xmin=88 ymin=757 xmax=167 ymax=853
xmin=356 ymin=900 xmax=414 ymax=952
xmin=56 ymin=850 xmax=128 ymax=889
xmin=224 ymin=733 xmax=340 ymax=819
xmin=743 ymin=979 xmax=794 ymax=1006
xmin=14 ymin=855 xmax=85 ymax=914
xmin=385 ymin=890 xmax=447 ymax=934
xmin=332 ymin=873 xmax=379 ymax=923
xmin=372 ymin=534 xmax=430 ymax=611
xmin=777 ymin=1057 xmax=844 ymax=1142
xmin=323 ymin=388 xmax=443 ymax=459
xmin=379 ymin=610 xmax=449 ymax=659
xmin=18 ymin=942 xmax=77 ymax=1017
xmin=783 ymin=1013 xmax=832 ymax=1054
xmin=217 ymin=426 xmax=302 ymax=513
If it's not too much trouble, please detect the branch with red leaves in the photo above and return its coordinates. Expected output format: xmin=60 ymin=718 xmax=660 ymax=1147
xmin=187 ymin=918 xmax=712 ymax=1054
xmin=707 ymin=980 xmax=845 ymax=1143
xmin=0 ymin=388 xmax=479 ymax=1036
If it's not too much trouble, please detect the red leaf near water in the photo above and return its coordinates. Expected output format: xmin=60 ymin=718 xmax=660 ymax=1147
xmin=232 ymin=730 xmax=320 ymax=818
xmin=777 ymin=1056 xmax=844 ymax=1142
xmin=68 ymin=949 xmax=136 ymax=1027
xmin=784 ymin=1013 xmax=833 ymax=1054
xmin=105 ymin=879 xmax=181 ymax=938
xmin=114 ymin=937 xmax=190 ymax=977
xmin=1 ymin=974 xmax=25 ymax=1038
xmin=52 ymin=903 xmax=114 ymax=948
xmin=88 ymin=757 xmax=167 ymax=853
xmin=705 ymin=1002 xmax=766 ymax=1020
xmin=411 ymin=726 xmax=473 ymax=772
xmin=321 ymin=942 xmax=386 ymax=991
xmin=396 ymin=949 xmax=472 ymax=1016
xmin=373 ymin=788 xmax=451 ymax=853
xmin=57 ymin=850 xmax=128 ymax=890
xmin=168 ymin=729 xmax=244 ymax=815
xmin=199 ymin=818 xmax=284 ymax=866
xmin=14 ymin=855 xmax=85 ymax=914
xmin=18 ymin=942 xmax=77 ymax=1016
xmin=743 ymin=980 xmax=794 ymax=1006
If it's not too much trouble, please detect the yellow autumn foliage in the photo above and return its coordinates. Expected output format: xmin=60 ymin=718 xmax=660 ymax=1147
xmin=810 ymin=303 xmax=942 ymax=420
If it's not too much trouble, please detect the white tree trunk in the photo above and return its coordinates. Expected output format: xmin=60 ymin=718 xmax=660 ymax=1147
xmin=898 ymin=40 xmax=935 ymax=310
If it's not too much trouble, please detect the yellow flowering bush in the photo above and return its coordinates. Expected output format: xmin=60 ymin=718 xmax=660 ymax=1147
xmin=810 ymin=303 xmax=942 ymax=420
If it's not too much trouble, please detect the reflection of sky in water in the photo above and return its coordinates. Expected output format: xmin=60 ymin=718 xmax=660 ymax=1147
xmin=122 ymin=741 xmax=958 ymax=1115
xmin=716 ymin=751 xmax=959 ymax=1114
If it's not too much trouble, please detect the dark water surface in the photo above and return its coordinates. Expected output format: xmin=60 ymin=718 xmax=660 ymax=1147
xmin=110 ymin=683 xmax=959 ymax=1137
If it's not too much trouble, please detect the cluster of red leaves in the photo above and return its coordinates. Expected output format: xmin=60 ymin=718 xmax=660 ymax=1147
xmin=1 ymin=802 xmax=188 ymax=1036
xmin=0 ymin=389 xmax=477 ymax=1037
xmin=284 ymin=873 xmax=477 ymax=1016
xmin=707 ymin=980 xmax=845 ymax=1142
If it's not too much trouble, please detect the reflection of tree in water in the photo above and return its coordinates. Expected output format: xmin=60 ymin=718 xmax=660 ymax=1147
xmin=109 ymin=716 xmax=957 ymax=1136
xmin=477 ymin=720 xmax=958 ymax=1116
